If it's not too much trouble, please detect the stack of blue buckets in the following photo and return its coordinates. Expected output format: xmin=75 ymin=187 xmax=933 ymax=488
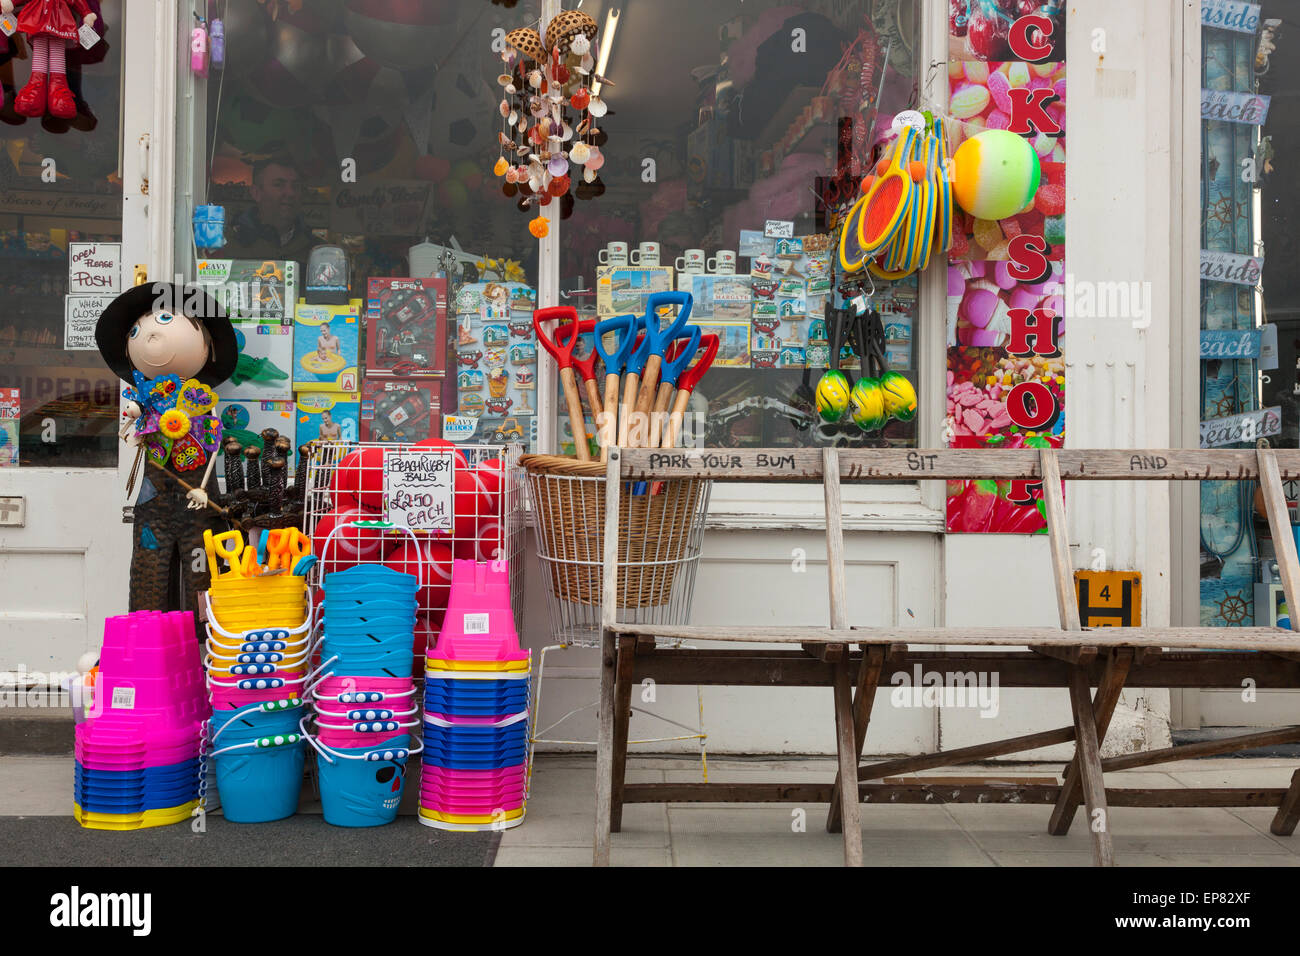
xmin=306 ymin=565 xmax=422 ymax=827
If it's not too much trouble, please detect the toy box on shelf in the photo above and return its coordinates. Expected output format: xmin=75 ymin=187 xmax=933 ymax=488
xmin=365 ymin=278 xmax=447 ymax=377
xmin=296 ymin=392 xmax=360 ymax=444
xmin=361 ymin=378 xmax=441 ymax=443
xmin=300 ymin=440 xmax=525 ymax=653
xmin=293 ymin=299 xmax=362 ymax=393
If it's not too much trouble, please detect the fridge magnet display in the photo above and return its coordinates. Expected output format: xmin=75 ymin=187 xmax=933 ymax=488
xmin=458 ymin=369 xmax=485 ymax=392
xmin=360 ymin=378 xmax=440 ymax=443
xmin=596 ymin=265 xmax=674 ymax=318
xmin=216 ymin=320 xmax=293 ymax=403
xmin=293 ymin=299 xmax=361 ymax=392
xmin=295 ymin=391 xmax=359 ymax=443
xmin=455 ymin=281 xmax=537 ymax=449
xmin=689 ymin=321 xmax=751 ymax=368
xmin=196 ymin=259 xmax=298 ymax=325
xmin=365 ymin=277 xmax=447 ymax=377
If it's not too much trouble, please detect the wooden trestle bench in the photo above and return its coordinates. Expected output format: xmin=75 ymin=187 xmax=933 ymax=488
xmin=593 ymin=447 xmax=1300 ymax=866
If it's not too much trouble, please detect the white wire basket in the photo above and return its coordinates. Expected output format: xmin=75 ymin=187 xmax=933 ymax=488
xmin=521 ymin=455 xmax=712 ymax=647
xmin=300 ymin=440 xmax=526 ymax=639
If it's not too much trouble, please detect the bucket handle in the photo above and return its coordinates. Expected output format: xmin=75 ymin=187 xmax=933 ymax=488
xmin=209 ymin=732 xmax=305 ymax=757
xmin=318 ymin=520 xmax=423 ymax=593
xmin=422 ymin=709 xmax=529 ymax=730
xmin=299 ymin=715 xmax=424 ymax=766
xmin=308 ymin=684 xmax=417 ymax=704
xmin=209 ymin=698 xmax=305 ymax=744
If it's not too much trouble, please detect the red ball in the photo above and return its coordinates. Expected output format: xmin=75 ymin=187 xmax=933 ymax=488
xmin=332 ymin=447 xmax=387 ymax=512
xmin=454 ymin=519 xmax=503 ymax=563
xmin=314 ymin=506 xmax=392 ymax=574
xmin=415 ymin=437 xmax=469 ymax=470
xmin=385 ymin=537 xmax=454 ymax=614
xmin=453 ymin=466 xmax=494 ymax=543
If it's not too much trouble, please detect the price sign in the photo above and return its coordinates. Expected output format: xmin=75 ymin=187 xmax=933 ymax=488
xmin=764 ymin=219 xmax=794 ymax=239
xmin=383 ymin=449 xmax=453 ymax=530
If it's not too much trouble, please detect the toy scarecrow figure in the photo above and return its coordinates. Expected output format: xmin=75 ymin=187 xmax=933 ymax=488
xmin=96 ymin=282 xmax=236 ymax=620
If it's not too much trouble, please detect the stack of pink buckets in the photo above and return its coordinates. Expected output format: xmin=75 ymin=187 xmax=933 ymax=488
xmin=419 ymin=559 xmax=530 ymax=831
xmin=74 ymin=611 xmax=209 ymax=830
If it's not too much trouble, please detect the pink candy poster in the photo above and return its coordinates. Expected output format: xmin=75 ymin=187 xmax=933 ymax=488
xmin=945 ymin=1 xmax=1065 ymax=534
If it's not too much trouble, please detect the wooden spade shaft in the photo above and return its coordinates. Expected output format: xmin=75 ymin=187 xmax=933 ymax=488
xmin=582 ymin=376 xmax=603 ymax=425
xmin=650 ymin=380 xmax=675 ymax=450
xmin=661 ymin=387 xmax=693 ymax=449
xmin=617 ymin=372 xmax=640 ymax=448
xmin=633 ymin=354 xmax=664 ymax=424
xmin=559 ymin=366 xmax=591 ymax=461
xmin=601 ymin=372 xmax=620 ymax=462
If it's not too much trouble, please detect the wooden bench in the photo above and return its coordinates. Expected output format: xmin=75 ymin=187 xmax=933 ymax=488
xmin=592 ymin=447 xmax=1300 ymax=866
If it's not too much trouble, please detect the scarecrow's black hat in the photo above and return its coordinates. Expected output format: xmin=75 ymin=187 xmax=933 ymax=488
xmin=95 ymin=282 xmax=237 ymax=388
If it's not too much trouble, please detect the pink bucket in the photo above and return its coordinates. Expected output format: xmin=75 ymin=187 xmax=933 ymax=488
xmin=314 ymin=719 xmax=420 ymax=750
xmin=313 ymin=675 xmax=415 ymax=697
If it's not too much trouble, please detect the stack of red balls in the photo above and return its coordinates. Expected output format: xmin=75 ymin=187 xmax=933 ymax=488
xmin=314 ymin=440 xmax=506 ymax=656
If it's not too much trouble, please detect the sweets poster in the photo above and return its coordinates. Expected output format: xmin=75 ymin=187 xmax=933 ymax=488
xmin=945 ymin=1 xmax=1065 ymax=534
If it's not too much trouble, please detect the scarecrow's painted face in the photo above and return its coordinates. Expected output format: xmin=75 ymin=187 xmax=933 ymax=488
xmin=126 ymin=310 xmax=210 ymax=380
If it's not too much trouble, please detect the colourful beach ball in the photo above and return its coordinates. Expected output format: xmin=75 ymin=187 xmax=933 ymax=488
xmin=880 ymin=371 xmax=918 ymax=422
xmin=951 ymin=129 xmax=1041 ymax=221
xmin=815 ymin=369 xmax=852 ymax=423
xmin=850 ymin=377 xmax=888 ymax=432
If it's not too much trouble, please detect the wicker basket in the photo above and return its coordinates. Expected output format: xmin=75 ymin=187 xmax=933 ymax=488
xmin=522 ymin=454 xmax=707 ymax=611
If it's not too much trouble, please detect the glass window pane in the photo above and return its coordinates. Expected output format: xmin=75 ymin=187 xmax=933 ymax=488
xmin=557 ymin=0 xmax=919 ymax=454
xmin=0 ymin=11 xmax=124 ymax=468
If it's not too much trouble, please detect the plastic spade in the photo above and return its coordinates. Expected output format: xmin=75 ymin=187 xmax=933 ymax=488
xmin=534 ymin=305 xmax=591 ymax=461
xmin=631 ymin=292 xmax=693 ymax=446
xmin=660 ymin=333 xmax=718 ymax=449
xmin=594 ymin=312 xmax=638 ymax=460
xmin=649 ymin=326 xmax=702 ymax=449
xmin=617 ymin=323 xmax=651 ymax=450
xmin=556 ymin=317 xmax=604 ymax=426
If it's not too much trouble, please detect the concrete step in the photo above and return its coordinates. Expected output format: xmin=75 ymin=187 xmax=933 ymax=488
xmin=0 ymin=708 xmax=73 ymax=755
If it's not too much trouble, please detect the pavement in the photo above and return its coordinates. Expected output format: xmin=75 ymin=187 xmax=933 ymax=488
xmin=5 ymin=753 xmax=1299 ymax=866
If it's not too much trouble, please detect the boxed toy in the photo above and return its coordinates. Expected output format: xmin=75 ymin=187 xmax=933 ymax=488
xmin=360 ymin=378 xmax=440 ymax=443
xmin=215 ymin=399 xmax=296 ymax=492
xmin=196 ymin=259 xmax=298 ymax=325
xmin=365 ymin=277 xmax=447 ymax=377
xmin=293 ymin=299 xmax=362 ymax=392
xmin=217 ymin=320 xmax=294 ymax=402
xmin=295 ymin=391 xmax=360 ymax=444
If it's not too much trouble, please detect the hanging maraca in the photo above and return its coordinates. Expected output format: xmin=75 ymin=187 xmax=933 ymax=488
xmin=815 ymin=301 xmax=853 ymax=424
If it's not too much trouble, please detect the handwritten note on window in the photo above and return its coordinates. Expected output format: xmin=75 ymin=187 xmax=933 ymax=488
xmin=383 ymin=450 xmax=454 ymax=530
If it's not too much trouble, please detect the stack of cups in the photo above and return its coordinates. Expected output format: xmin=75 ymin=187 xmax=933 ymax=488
xmin=305 ymin=563 xmax=422 ymax=827
xmin=419 ymin=559 xmax=530 ymax=831
xmin=75 ymin=611 xmax=209 ymax=831
xmin=203 ymin=565 xmax=312 ymax=823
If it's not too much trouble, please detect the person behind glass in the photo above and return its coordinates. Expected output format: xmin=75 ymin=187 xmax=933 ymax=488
xmin=223 ymin=154 xmax=316 ymax=262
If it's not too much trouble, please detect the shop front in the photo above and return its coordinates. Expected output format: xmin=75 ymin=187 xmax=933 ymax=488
xmin=0 ymin=0 xmax=1282 ymax=759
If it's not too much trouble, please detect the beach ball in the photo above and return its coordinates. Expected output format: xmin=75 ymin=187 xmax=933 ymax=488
xmin=849 ymin=378 xmax=888 ymax=432
xmin=815 ymin=370 xmax=852 ymax=423
xmin=951 ymin=129 xmax=1041 ymax=221
xmin=880 ymin=371 xmax=918 ymax=422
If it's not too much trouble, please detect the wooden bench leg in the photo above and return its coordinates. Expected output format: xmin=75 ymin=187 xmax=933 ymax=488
xmin=1067 ymin=665 xmax=1115 ymax=866
xmin=610 ymin=636 xmax=636 ymax=833
xmin=1048 ymin=649 xmax=1132 ymax=835
xmin=831 ymin=649 xmax=864 ymax=867
xmin=1271 ymin=769 xmax=1300 ymax=836
xmin=828 ymin=645 xmax=885 ymax=833
xmin=593 ymin=627 xmax=618 ymax=867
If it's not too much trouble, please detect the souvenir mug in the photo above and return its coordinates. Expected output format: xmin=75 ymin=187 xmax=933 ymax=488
xmin=630 ymin=242 xmax=661 ymax=267
xmin=675 ymin=249 xmax=706 ymax=274
xmin=599 ymin=242 xmax=630 ymax=267
xmin=709 ymin=250 xmax=737 ymax=275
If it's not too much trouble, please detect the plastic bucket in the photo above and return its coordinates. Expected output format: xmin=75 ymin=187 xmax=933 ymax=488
xmin=315 ymin=719 xmax=420 ymax=750
xmin=311 ymin=734 xmax=415 ymax=828
xmin=212 ymin=741 xmax=305 ymax=823
xmin=209 ymin=703 xmax=305 ymax=746
xmin=317 ymin=649 xmax=413 ymax=679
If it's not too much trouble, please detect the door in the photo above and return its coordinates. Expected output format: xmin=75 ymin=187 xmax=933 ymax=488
xmin=0 ymin=2 xmax=162 ymax=677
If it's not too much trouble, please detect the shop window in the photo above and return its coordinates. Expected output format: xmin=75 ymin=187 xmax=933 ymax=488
xmin=557 ymin=0 xmax=920 ymax=453
xmin=178 ymin=0 xmax=543 ymax=455
xmin=0 ymin=9 xmax=123 ymax=468
xmin=1197 ymin=9 xmax=1292 ymax=627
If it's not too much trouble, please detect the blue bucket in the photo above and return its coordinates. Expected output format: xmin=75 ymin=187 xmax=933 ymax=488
xmin=319 ymin=648 xmax=414 ymax=678
xmin=213 ymin=740 xmax=305 ymax=823
xmin=324 ymin=567 xmax=418 ymax=590
xmin=423 ymin=750 xmax=527 ymax=770
xmin=313 ymin=734 xmax=413 ymax=828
